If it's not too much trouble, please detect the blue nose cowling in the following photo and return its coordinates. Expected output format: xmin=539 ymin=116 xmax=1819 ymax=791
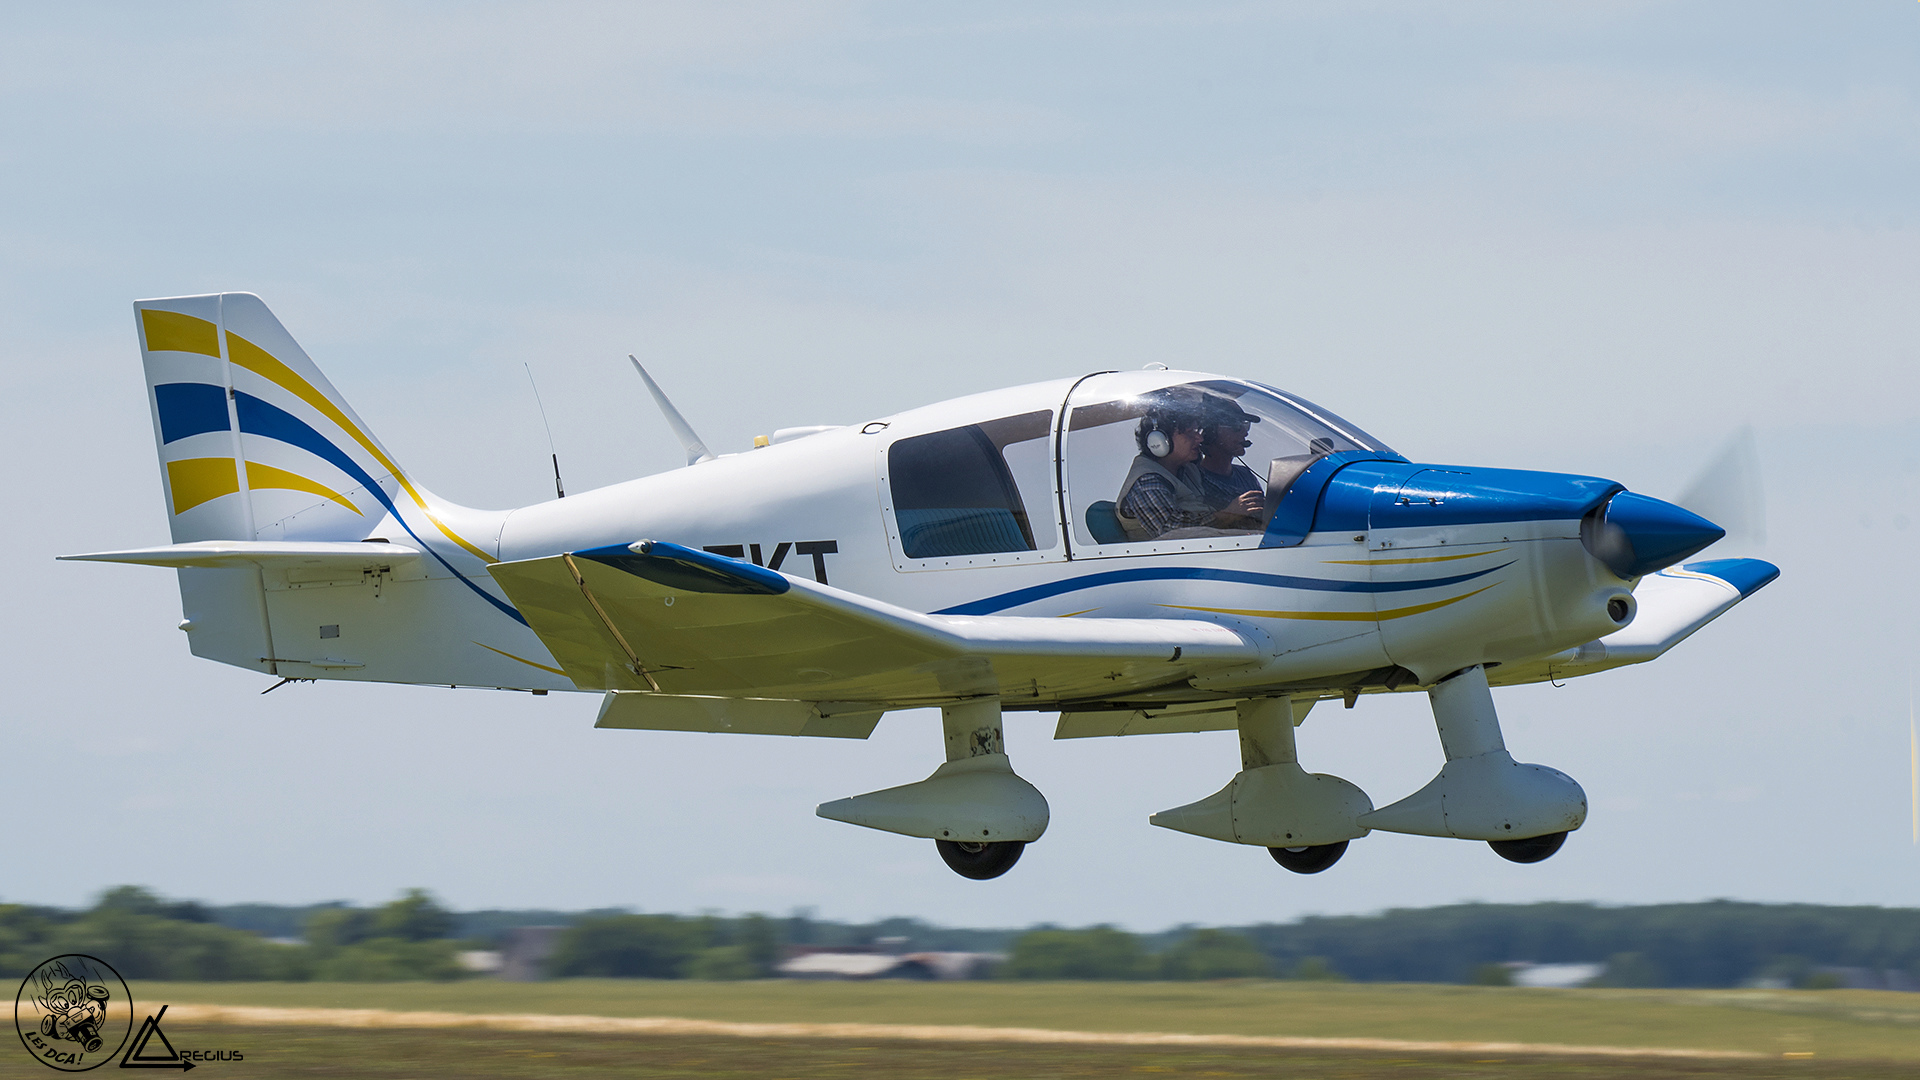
xmin=1586 ymin=492 xmax=1725 ymax=579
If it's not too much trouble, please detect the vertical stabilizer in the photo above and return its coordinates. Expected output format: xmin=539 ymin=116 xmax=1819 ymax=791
xmin=133 ymin=293 xmax=519 ymax=677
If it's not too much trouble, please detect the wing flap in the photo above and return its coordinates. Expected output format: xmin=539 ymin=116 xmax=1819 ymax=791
xmin=596 ymin=692 xmax=882 ymax=738
xmin=487 ymin=541 xmax=1260 ymax=703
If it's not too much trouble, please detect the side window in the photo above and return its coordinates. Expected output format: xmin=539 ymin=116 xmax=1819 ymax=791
xmin=888 ymin=411 xmax=1056 ymax=559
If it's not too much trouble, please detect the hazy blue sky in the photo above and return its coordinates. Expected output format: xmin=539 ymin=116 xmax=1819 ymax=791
xmin=4 ymin=2 xmax=1916 ymax=927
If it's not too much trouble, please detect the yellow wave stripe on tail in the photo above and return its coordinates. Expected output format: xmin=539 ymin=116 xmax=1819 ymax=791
xmin=140 ymin=308 xmax=222 ymax=357
xmin=222 ymin=329 xmax=497 ymax=563
xmin=245 ymin=462 xmax=362 ymax=515
xmin=1162 ymin=584 xmax=1500 ymax=622
xmin=166 ymin=457 xmax=240 ymax=513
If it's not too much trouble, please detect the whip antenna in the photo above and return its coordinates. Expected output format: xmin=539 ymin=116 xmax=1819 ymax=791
xmin=525 ymin=363 xmax=565 ymax=499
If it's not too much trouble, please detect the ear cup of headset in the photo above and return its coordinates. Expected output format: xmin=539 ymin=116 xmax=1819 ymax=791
xmin=1145 ymin=428 xmax=1172 ymax=457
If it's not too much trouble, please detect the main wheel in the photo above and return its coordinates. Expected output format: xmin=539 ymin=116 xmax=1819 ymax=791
xmin=1268 ymin=840 xmax=1348 ymax=874
xmin=936 ymin=839 xmax=1025 ymax=880
xmin=1489 ymin=831 xmax=1567 ymax=864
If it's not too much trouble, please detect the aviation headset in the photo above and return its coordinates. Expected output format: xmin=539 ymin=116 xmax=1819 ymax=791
xmin=1141 ymin=396 xmax=1208 ymax=458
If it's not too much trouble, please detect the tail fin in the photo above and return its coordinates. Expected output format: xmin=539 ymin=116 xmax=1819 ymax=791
xmin=138 ymin=292 xmax=408 ymax=544
xmin=134 ymin=293 xmax=515 ymax=676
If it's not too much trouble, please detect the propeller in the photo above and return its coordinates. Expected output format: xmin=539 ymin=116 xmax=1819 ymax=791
xmin=1672 ymin=426 xmax=1767 ymax=552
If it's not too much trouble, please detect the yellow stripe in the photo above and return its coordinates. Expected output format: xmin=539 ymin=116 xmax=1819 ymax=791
xmin=166 ymin=457 xmax=240 ymax=513
xmin=1324 ymin=549 xmax=1506 ymax=566
xmin=140 ymin=309 xmax=221 ymax=357
xmin=1057 ymin=609 xmax=1100 ymax=618
xmin=1162 ymin=584 xmax=1500 ymax=622
xmin=244 ymin=462 xmax=362 ymax=515
xmin=225 ymin=330 xmax=497 ymax=563
xmin=474 ymin=641 xmax=568 ymax=677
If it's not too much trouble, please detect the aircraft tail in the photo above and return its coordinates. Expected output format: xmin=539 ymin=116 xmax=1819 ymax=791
xmin=131 ymin=293 xmax=516 ymax=677
xmin=137 ymin=292 xmax=412 ymax=544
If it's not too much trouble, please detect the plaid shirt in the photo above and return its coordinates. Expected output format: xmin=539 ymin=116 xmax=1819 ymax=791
xmin=1119 ymin=473 xmax=1214 ymax=537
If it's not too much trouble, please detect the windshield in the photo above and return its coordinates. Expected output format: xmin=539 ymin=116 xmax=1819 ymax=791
xmin=1063 ymin=372 xmax=1393 ymax=548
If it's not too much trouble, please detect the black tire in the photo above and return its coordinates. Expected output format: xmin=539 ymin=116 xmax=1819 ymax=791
xmin=1489 ymin=831 xmax=1568 ymax=864
xmin=936 ymin=839 xmax=1025 ymax=880
xmin=1268 ymin=840 xmax=1348 ymax=874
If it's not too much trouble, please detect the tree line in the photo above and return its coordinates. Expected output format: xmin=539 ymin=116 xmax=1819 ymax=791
xmin=3 ymin=889 xmax=1914 ymax=987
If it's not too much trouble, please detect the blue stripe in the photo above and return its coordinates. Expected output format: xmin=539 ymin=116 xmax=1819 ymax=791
xmin=933 ymin=562 xmax=1511 ymax=616
xmin=1680 ymin=558 xmax=1780 ymax=599
xmin=154 ymin=382 xmax=231 ymax=444
xmin=233 ymin=391 xmax=527 ymax=626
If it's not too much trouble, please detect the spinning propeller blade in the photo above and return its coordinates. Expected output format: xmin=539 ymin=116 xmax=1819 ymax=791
xmin=1674 ymin=426 xmax=1766 ymax=550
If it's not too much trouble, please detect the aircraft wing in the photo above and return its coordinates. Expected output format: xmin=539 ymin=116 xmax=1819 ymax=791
xmin=486 ymin=541 xmax=1261 ymax=705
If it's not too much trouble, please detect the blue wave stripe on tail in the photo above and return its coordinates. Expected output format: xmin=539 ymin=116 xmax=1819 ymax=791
xmin=232 ymin=389 xmax=527 ymax=626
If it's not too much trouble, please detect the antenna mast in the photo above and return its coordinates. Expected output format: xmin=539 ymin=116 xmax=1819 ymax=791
xmin=524 ymin=363 xmax=565 ymax=499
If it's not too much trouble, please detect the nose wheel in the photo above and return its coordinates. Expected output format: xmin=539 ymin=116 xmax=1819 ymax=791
xmin=937 ymin=839 xmax=1025 ymax=880
xmin=1268 ymin=840 xmax=1349 ymax=874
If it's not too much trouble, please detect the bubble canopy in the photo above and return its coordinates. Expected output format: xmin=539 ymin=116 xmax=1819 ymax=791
xmin=1062 ymin=370 xmax=1394 ymax=549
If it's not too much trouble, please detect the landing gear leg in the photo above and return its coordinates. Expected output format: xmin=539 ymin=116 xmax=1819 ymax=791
xmin=1359 ymin=665 xmax=1585 ymax=859
xmin=815 ymin=695 xmax=1048 ymax=881
xmin=1151 ymin=698 xmax=1372 ymax=870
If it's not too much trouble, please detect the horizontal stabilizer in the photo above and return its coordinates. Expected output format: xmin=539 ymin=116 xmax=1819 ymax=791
xmin=487 ymin=540 xmax=1260 ymax=703
xmin=58 ymin=540 xmax=420 ymax=569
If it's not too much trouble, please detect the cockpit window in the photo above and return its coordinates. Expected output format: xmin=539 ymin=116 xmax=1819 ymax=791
xmin=888 ymin=410 xmax=1057 ymax=559
xmin=1064 ymin=376 xmax=1388 ymax=548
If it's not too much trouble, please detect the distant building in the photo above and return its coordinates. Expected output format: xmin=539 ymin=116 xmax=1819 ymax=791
xmin=776 ymin=945 xmax=1002 ymax=980
xmin=1813 ymin=967 xmax=1920 ymax=992
xmin=458 ymin=950 xmax=504 ymax=974
xmin=496 ymin=926 xmax=564 ymax=981
xmin=1501 ymin=962 xmax=1605 ymax=988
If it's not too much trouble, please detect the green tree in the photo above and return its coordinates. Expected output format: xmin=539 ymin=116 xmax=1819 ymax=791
xmin=370 ymin=890 xmax=454 ymax=942
xmin=1591 ymin=952 xmax=1664 ymax=988
xmin=313 ymin=938 xmax=463 ymax=981
xmin=1289 ymin=956 xmax=1346 ymax=981
xmin=1470 ymin=963 xmax=1515 ymax=986
xmin=1005 ymin=927 xmax=1149 ymax=980
xmin=686 ymin=945 xmax=760 ymax=980
xmin=1159 ymin=929 xmax=1271 ymax=980
xmin=736 ymin=914 xmax=783 ymax=975
xmin=549 ymin=915 xmax=710 ymax=978
xmin=305 ymin=906 xmax=375 ymax=950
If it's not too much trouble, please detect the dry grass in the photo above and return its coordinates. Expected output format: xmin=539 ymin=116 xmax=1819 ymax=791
xmin=125 ymin=980 xmax=1920 ymax=1062
xmin=1 ymin=1024 xmax=1913 ymax=1080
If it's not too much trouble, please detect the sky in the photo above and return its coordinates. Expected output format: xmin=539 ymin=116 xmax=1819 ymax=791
xmin=3 ymin=1 xmax=1917 ymax=929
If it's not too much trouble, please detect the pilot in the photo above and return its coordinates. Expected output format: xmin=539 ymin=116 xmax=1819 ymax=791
xmin=1115 ymin=393 xmax=1251 ymax=541
xmin=1195 ymin=398 xmax=1265 ymax=529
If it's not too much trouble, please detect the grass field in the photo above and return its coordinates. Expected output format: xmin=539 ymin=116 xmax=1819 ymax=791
xmin=6 ymin=980 xmax=1913 ymax=1078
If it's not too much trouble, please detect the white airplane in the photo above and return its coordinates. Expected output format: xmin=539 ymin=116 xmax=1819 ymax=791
xmin=66 ymin=293 xmax=1777 ymax=880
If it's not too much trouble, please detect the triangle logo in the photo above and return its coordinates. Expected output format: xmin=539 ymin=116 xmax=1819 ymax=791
xmin=119 ymin=1005 xmax=193 ymax=1070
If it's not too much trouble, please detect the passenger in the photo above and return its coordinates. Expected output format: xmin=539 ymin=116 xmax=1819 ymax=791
xmin=1196 ymin=399 xmax=1265 ymax=529
xmin=1114 ymin=396 xmax=1257 ymax=540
